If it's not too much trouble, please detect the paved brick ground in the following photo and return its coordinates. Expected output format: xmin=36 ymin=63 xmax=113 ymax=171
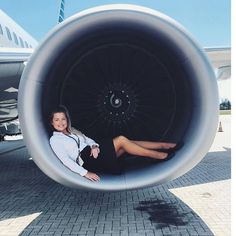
xmin=0 ymin=116 xmax=231 ymax=236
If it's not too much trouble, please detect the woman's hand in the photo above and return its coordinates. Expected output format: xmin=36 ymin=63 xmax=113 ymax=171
xmin=90 ymin=147 xmax=100 ymax=159
xmin=84 ymin=172 xmax=100 ymax=181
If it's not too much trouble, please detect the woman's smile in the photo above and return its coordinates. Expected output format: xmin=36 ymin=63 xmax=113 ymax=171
xmin=51 ymin=112 xmax=68 ymax=133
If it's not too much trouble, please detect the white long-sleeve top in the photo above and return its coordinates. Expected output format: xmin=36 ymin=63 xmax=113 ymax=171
xmin=49 ymin=131 xmax=99 ymax=176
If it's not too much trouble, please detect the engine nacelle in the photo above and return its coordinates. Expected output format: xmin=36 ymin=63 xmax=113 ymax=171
xmin=18 ymin=5 xmax=218 ymax=191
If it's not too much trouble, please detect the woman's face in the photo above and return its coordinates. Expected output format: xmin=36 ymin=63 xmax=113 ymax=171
xmin=51 ymin=112 xmax=68 ymax=133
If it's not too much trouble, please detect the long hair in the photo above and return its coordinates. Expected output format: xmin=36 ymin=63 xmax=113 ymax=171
xmin=49 ymin=105 xmax=72 ymax=133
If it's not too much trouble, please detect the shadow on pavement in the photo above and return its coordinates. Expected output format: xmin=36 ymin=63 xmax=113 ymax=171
xmin=135 ymin=199 xmax=193 ymax=228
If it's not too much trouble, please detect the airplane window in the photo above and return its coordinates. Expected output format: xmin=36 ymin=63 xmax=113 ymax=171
xmin=13 ymin=32 xmax=19 ymax=45
xmin=5 ymin=27 xmax=12 ymax=40
xmin=0 ymin=24 xmax=3 ymax=35
xmin=19 ymin=37 xmax=24 ymax=47
xmin=24 ymin=41 xmax=29 ymax=48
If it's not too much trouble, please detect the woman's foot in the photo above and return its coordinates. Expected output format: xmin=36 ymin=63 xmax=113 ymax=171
xmin=168 ymin=142 xmax=184 ymax=152
xmin=157 ymin=142 xmax=184 ymax=153
xmin=150 ymin=151 xmax=168 ymax=160
xmin=152 ymin=151 xmax=175 ymax=161
xmin=161 ymin=143 xmax=177 ymax=149
xmin=163 ymin=152 xmax=175 ymax=161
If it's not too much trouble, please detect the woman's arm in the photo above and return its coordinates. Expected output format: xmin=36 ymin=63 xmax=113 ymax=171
xmin=50 ymin=138 xmax=88 ymax=176
xmin=50 ymin=138 xmax=100 ymax=181
xmin=71 ymin=127 xmax=100 ymax=159
xmin=82 ymin=133 xmax=99 ymax=148
xmin=84 ymin=172 xmax=100 ymax=181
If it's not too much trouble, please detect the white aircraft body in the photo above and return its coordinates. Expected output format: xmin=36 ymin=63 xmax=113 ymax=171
xmin=0 ymin=9 xmax=37 ymax=136
xmin=0 ymin=9 xmax=37 ymax=48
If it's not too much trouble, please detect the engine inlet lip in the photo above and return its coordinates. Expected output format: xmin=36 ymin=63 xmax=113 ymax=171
xmin=18 ymin=4 xmax=219 ymax=191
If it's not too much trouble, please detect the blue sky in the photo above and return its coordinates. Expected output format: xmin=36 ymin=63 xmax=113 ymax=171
xmin=0 ymin=0 xmax=231 ymax=47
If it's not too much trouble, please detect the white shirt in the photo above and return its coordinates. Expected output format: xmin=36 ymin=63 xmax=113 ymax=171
xmin=49 ymin=131 xmax=99 ymax=176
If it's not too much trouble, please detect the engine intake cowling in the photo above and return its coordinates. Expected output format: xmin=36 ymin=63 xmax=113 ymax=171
xmin=18 ymin=5 xmax=218 ymax=191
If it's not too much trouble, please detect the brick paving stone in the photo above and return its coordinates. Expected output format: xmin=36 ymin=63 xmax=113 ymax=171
xmin=0 ymin=115 xmax=231 ymax=236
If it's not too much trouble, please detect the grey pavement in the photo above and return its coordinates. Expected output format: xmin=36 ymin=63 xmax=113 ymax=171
xmin=0 ymin=115 xmax=231 ymax=236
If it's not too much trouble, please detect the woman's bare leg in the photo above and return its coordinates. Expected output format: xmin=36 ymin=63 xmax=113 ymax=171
xmin=115 ymin=141 xmax=176 ymax=157
xmin=113 ymin=136 xmax=168 ymax=160
xmin=116 ymin=148 xmax=126 ymax=157
xmin=131 ymin=141 xmax=176 ymax=150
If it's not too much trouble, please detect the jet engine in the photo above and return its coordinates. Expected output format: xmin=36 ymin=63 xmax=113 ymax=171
xmin=18 ymin=5 xmax=218 ymax=191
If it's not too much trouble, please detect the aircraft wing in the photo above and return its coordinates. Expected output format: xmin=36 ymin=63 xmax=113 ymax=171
xmin=0 ymin=47 xmax=33 ymax=62
xmin=204 ymin=47 xmax=231 ymax=80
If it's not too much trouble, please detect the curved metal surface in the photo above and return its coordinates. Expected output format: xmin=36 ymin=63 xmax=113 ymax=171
xmin=18 ymin=4 xmax=219 ymax=191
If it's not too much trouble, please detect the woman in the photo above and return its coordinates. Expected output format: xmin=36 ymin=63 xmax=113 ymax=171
xmin=49 ymin=106 xmax=177 ymax=182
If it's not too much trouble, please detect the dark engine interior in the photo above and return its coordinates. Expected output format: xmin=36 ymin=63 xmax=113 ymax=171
xmin=42 ymin=22 xmax=193 ymax=146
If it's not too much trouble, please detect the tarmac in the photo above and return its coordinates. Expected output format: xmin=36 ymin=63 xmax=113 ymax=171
xmin=0 ymin=115 xmax=231 ymax=236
